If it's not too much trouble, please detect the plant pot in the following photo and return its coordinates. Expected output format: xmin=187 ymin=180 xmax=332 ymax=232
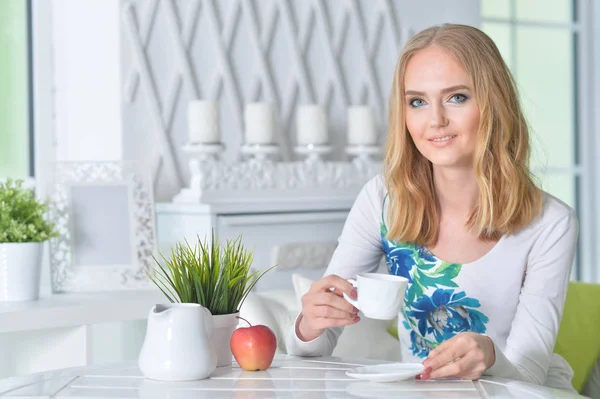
xmin=212 ymin=312 xmax=239 ymax=367
xmin=0 ymin=242 xmax=43 ymax=302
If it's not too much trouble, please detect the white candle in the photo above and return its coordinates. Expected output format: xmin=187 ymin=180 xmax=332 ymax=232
xmin=348 ymin=106 xmax=378 ymax=146
xmin=244 ymin=103 xmax=276 ymax=144
xmin=188 ymin=100 xmax=220 ymax=143
xmin=297 ymin=105 xmax=328 ymax=145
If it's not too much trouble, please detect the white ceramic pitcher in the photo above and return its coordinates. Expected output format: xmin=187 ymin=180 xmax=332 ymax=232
xmin=138 ymin=303 xmax=217 ymax=381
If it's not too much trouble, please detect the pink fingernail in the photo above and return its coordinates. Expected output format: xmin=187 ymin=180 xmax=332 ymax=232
xmin=354 ymin=316 xmax=361 ymax=322
xmin=351 ymin=289 xmax=358 ymax=299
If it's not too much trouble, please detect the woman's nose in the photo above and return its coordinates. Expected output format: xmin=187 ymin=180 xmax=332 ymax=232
xmin=429 ymin=105 xmax=449 ymax=128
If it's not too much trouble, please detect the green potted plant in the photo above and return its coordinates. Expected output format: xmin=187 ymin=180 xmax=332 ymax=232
xmin=0 ymin=179 xmax=58 ymax=301
xmin=146 ymin=231 xmax=275 ymax=367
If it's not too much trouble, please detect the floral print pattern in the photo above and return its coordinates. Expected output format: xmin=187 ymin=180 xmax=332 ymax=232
xmin=381 ymin=197 xmax=489 ymax=358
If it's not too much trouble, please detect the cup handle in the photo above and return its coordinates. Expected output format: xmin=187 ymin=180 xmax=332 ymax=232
xmin=341 ymin=278 xmax=359 ymax=311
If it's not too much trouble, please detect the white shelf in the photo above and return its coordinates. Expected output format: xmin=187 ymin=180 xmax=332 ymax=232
xmin=0 ymin=289 xmax=165 ymax=333
xmin=157 ymin=194 xmax=356 ymax=215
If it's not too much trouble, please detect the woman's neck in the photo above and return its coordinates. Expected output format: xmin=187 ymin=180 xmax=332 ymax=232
xmin=433 ymin=166 xmax=478 ymax=219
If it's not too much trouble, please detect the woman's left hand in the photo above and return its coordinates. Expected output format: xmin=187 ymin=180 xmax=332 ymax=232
xmin=420 ymin=332 xmax=496 ymax=380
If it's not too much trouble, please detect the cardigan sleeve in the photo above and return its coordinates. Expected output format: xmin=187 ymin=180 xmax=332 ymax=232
xmin=285 ymin=175 xmax=385 ymax=356
xmin=485 ymin=210 xmax=578 ymax=385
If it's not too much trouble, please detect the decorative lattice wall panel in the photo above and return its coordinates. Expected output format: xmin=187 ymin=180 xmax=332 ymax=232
xmin=120 ymin=0 xmax=478 ymax=201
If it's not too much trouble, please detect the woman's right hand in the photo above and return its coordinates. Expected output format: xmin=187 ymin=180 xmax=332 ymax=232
xmin=296 ymin=275 xmax=360 ymax=342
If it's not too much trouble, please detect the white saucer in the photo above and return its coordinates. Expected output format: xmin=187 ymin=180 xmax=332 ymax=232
xmin=346 ymin=363 xmax=424 ymax=382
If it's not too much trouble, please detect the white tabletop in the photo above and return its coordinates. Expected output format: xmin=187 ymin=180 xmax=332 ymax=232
xmin=0 ymin=355 xmax=584 ymax=398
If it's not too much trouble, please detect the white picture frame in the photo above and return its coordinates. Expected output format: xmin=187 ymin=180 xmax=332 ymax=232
xmin=48 ymin=161 xmax=156 ymax=293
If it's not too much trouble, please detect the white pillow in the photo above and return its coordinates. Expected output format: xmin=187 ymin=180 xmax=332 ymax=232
xmin=292 ymin=273 xmax=314 ymax=310
xmin=258 ymin=289 xmax=299 ymax=313
xmin=238 ymin=292 xmax=291 ymax=353
xmin=291 ymin=273 xmax=401 ymax=361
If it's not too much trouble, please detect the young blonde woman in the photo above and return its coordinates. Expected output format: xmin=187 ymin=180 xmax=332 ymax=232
xmin=286 ymin=24 xmax=578 ymax=391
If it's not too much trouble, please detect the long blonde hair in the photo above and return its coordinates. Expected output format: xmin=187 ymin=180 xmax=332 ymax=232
xmin=384 ymin=24 xmax=542 ymax=246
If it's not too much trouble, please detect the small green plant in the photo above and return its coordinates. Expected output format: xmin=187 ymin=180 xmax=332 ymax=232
xmin=0 ymin=179 xmax=58 ymax=243
xmin=146 ymin=231 xmax=275 ymax=315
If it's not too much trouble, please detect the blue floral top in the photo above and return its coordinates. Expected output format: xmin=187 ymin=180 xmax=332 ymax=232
xmin=381 ymin=195 xmax=489 ymax=359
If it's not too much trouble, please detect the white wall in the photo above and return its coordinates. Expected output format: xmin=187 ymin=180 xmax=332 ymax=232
xmin=52 ymin=0 xmax=122 ymax=162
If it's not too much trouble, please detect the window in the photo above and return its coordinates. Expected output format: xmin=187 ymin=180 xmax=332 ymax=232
xmin=0 ymin=0 xmax=32 ymax=178
xmin=482 ymin=0 xmax=595 ymax=281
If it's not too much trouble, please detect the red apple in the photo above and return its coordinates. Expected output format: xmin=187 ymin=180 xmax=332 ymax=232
xmin=230 ymin=316 xmax=277 ymax=371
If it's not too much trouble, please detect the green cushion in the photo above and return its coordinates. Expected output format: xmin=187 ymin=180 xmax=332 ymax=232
xmin=388 ymin=324 xmax=399 ymax=340
xmin=555 ymin=282 xmax=600 ymax=393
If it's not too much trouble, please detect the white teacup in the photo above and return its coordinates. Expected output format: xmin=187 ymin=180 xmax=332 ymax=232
xmin=342 ymin=273 xmax=408 ymax=320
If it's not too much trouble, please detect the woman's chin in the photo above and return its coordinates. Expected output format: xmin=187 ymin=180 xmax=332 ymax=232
xmin=428 ymin=156 xmax=473 ymax=170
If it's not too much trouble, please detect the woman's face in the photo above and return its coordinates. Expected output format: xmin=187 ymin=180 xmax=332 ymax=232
xmin=403 ymin=45 xmax=480 ymax=169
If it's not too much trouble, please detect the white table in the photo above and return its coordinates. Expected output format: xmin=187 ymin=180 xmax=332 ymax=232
xmin=0 ymin=355 xmax=584 ymax=398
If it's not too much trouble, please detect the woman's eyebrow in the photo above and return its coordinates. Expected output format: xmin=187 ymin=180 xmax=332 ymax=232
xmin=404 ymin=85 xmax=471 ymax=96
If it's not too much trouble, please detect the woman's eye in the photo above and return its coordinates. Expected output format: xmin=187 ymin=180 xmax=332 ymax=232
xmin=449 ymin=94 xmax=468 ymax=104
xmin=409 ymin=98 xmax=426 ymax=108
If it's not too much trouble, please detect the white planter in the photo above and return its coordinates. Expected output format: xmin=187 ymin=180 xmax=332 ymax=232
xmin=212 ymin=312 xmax=239 ymax=367
xmin=0 ymin=242 xmax=43 ymax=301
